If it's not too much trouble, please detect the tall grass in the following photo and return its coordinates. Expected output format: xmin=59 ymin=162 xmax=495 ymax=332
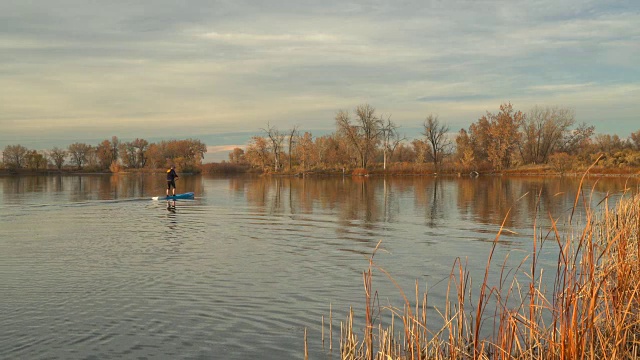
xmin=332 ymin=182 xmax=640 ymax=359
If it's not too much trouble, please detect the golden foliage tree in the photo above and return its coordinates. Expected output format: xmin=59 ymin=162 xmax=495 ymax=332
xmin=463 ymin=103 xmax=524 ymax=171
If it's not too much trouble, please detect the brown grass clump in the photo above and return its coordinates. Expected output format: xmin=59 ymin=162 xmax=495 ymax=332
xmin=329 ymin=177 xmax=640 ymax=359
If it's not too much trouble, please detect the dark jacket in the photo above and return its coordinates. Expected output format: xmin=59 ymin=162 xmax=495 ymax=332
xmin=166 ymin=168 xmax=178 ymax=181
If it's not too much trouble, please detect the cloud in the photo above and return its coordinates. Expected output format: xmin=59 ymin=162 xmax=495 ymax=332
xmin=200 ymin=31 xmax=341 ymax=44
xmin=1 ymin=0 xmax=639 ymax=152
xmin=207 ymin=145 xmax=243 ymax=153
xmin=528 ymin=83 xmax=596 ymax=93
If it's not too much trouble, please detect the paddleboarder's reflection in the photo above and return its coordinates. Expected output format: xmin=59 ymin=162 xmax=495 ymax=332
xmin=166 ymin=200 xmax=176 ymax=212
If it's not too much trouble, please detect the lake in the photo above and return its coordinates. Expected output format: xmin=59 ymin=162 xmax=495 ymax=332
xmin=1 ymin=174 xmax=638 ymax=359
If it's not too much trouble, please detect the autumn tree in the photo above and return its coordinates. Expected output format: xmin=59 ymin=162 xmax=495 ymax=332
xmin=244 ymin=136 xmax=271 ymax=170
xmin=519 ymin=106 xmax=575 ymax=164
xmin=549 ymin=152 xmax=573 ymax=174
xmin=141 ymin=139 xmax=206 ymax=170
xmin=393 ymin=142 xmax=416 ymax=163
xmin=466 ymin=116 xmax=492 ymax=164
xmin=67 ymin=142 xmax=93 ymax=169
xmin=174 ymin=138 xmax=206 ymax=171
xmin=119 ymin=138 xmax=149 ymax=169
xmin=96 ymin=140 xmax=114 ymax=169
xmin=25 ymin=150 xmax=46 ymax=170
xmin=181 ymin=138 xmax=207 ymax=161
xmin=468 ymin=103 xmax=525 ymax=170
xmin=94 ymin=136 xmax=120 ymax=170
xmin=144 ymin=143 xmax=163 ymax=169
xmin=85 ymin=147 xmax=99 ymax=170
xmin=119 ymin=141 xmax=137 ymax=169
xmin=228 ymin=148 xmax=245 ymax=164
xmin=422 ymin=114 xmax=451 ymax=171
xmin=631 ymin=129 xmax=640 ymax=150
xmin=2 ymin=144 xmax=28 ymax=169
xmin=411 ymin=139 xmax=428 ymax=164
xmin=315 ymin=134 xmax=348 ymax=169
xmin=455 ymin=129 xmax=476 ymax=172
xmin=150 ymin=139 xmax=206 ymax=171
xmin=295 ymin=132 xmax=317 ymax=171
xmin=132 ymin=138 xmax=149 ymax=168
xmin=49 ymin=147 xmax=67 ymax=170
xmin=335 ymin=104 xmax=383 ymax=169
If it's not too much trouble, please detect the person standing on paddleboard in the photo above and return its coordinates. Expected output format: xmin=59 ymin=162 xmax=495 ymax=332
xmin=166 ymin=165 xmax=179 ymax=196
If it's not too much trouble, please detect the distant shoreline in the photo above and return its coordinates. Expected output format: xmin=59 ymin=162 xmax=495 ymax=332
xmin=2 ymin=168 xmax=639 ymax=178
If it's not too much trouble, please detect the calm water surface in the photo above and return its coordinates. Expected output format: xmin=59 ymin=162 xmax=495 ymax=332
xmin=1 ymin=174 xmax=638 ymax=359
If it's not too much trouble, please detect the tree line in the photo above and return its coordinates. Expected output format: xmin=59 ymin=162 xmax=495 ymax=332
xmin=2 ymin=137 xmax=207 ymax=172
xmin=231 ymin=102 xmax=640 ymax=174
xmin=4 ymin=102 xmax=639 ymax=175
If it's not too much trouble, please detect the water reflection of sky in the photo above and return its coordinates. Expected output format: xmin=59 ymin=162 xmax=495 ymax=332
xmin=1 ymin=174 xmax=639 ymax=359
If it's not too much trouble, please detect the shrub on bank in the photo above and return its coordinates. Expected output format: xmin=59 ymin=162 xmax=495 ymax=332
xmin=199 ymin=162 xmax=250 ymax=174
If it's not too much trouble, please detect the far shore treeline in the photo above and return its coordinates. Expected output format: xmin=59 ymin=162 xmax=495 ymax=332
xmin=3 ymin=103 xmax=640 ymax=176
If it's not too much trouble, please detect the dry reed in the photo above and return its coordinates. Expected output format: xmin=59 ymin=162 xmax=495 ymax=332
xmin=331 ymin=177 xmax=640 ymax=359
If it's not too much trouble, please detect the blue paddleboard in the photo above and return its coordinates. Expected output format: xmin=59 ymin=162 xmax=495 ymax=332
xmin=152 ymin=192 xmax=195 ymax=200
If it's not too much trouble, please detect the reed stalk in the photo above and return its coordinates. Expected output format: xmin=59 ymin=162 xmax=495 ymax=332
xmin=332 ymin=178 xmax=640 ymax=359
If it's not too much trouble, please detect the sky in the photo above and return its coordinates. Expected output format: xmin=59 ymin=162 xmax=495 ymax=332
xmin=1 ymin=0 xmax=638 ymax=162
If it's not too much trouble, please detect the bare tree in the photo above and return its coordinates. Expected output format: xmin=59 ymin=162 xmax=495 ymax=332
xmin=335 ymin=104 xmax=383 ymax=169
xmin=558 ymin=122 xmax=595 ymax=155
xmin=593 ymin=134 xmax=625 ymax=154
xmin=422 ymin=114 xmax=451 ymax=171
xmin=287 ymin=125 xmax=299 ymax=171
xmin=49 ymin=147 xmax=67 ymax=170
xmin=131 ymin=138 xmax=149 ymax=168
xmin=519 ymin=106 xmax=575 ymax=164
xmin=380 ymin=116 xmax=403 ymax=170
xmin=68 ymin=142 xmax=93 ymax=169
xmin=262 ymin=123 xmax=285 ymax=172
xmin=3 ymin=144 xmax=29 ymax=169
xmin=110 ymin=136 xmax=120 ymax=163
xmin=119 ymin=141 xmax=137 ymax=168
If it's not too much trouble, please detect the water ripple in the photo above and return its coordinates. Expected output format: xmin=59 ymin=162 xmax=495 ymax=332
xmin=3 ymin=175 xmax=615 ymax=359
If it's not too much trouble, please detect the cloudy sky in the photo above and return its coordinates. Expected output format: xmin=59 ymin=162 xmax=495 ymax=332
xmin=1 ymin=0 xmax=638 ymax=161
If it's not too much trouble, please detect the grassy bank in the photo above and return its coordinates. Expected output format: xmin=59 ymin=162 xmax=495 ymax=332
xmin=329 ymin=180 xmax=640 ymax=359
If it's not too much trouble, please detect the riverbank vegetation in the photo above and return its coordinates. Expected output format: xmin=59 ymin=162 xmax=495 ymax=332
xmin=237 ymin=103 xmax=640 ymax=176
xmin=327 ymin=179 xmax=640 ymax=359
xmin=2 ymin=102 xmax=640 ymax=176
xmin=1 ymin=138 xmax=207 ymax=174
